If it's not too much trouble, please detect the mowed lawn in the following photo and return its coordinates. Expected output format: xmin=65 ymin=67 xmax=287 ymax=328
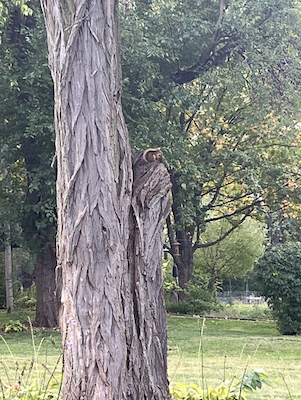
xmin=0 ymin=312 xmax=301 ymax=399
xmin=168 ymin=315 xmax=301 ymax=400
xmin=0 ymin=311 xmax=62 ymax=390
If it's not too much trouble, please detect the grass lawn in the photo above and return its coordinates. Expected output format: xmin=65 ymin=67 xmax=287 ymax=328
xmin=0 ymin=310 xmax=301 ymax=399
xmin=0 ymin=311 xmax=62 ymax=394
xmin=168 ymin=315 xmax=301 ymax=400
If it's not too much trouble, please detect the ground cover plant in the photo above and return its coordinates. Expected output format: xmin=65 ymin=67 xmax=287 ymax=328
xmin=0 ymin=311 xmax=301 ymax=399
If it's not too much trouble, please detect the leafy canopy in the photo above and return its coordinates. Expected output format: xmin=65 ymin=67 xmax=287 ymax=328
xmin=121 ymin=0 xmax=301 ymax=250
xmin=194 ymin=218 xmax=265 ymax=283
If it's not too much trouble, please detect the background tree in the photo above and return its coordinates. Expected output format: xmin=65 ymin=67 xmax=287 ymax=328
xmin=264 ymin=210 xmax=301 ymax=247
xmin=0 ymin=162 xmax=26 ymax=311
xmin=41 ymin=0 xmax=171 ymax=398
xmin=0 ymin=0 xmax=57 ymax=325
xmin=121 ymin=0 xmax=301 ymax=297
xmin=255 ymin=242 xmax=301 ymax=335
xmin=194 ymin=218 xmax=265 ymax=300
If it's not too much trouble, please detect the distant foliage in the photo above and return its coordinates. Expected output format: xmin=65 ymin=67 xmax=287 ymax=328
xmin=217 ymin=303 xmax=273 ymax=321
xmin=194 ymin=218 xmax=265 ymax=297
xmin=14 ymin=285 xmax=37 ymax=310
xmin=164 ymin=269 xmax=217 ymax=314
xmin=255 ymin=243 xmax=301 ymax=334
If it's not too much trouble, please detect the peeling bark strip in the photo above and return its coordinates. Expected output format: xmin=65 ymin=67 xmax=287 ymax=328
xmin=40 ymin=0 xmax=171 ymax=399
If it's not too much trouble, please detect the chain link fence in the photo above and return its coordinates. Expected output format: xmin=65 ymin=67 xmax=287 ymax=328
xmin=217 ymin=291 xmax=265 ymax=304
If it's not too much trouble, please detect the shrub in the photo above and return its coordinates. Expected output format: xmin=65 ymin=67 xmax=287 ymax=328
xmin=14 ymin=285 xmax=37 ymax=310
xmin=165 ymin=299 xmax=214 ymax=315
xmin=254 ymin=242 xmax=301 ymax=334
xmin=165 ymin=276 xmax=217 ymax=315
xmin=2 ymin=319 xmax=27 ymax=333
xmin=170 ymin=369 xmax=268 ymax=400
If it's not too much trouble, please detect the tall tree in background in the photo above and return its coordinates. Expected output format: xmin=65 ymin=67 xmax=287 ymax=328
xmin=41 ymin=0 xmax=171 ymax=398
xmin=121 ymin=0 xmax=301 ymax=297
xmin=0 ymin=0 xmax=57 ymax=326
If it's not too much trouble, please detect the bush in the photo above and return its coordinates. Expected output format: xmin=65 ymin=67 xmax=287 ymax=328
xmin=2 ymin=319 xmax=27 ymax=333
xmin=254 ymin=242 xmax=301 ymax=334
xmin=165 ymin=276 xmax=217 ymax=315
xmin=214 ymin=303 xmax=273 ymax=320
xmin=170 ymin=369 xmax=268 ymax=400
xmin=165 ymin=298 xmax=214 ymax=315
xmin=14 ymin=285 xmax=37 ymax=310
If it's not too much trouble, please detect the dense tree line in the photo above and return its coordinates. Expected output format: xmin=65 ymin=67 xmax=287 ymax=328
xmin=0 ymin=0 xmax=56 ymax=325
xmin=0 ymin=0 xmax=301 ymax=319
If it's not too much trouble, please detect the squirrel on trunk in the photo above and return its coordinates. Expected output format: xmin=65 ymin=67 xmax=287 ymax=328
xmin=143 ymin=148 xmax=163 ymax=163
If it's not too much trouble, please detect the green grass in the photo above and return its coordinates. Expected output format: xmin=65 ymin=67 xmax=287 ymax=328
xmin=0 ymin=311 xmax=36 ymax=326
xmin=168 ymin=316 xmax=301 ymax=400
xmin=0 ymin=311 xmax=301 ymax=399
xmin=0 ymin=311 xmax=62 ymax=396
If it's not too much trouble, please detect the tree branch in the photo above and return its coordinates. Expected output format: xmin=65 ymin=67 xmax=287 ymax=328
xmin=194 ymin=207 xmax=253 ymax=250
xmin=171 ymin=1 xmax=236 ymax=84
xmin=209 ymin=192 xmax=255 ymax=209
xmin=199 ymin=0 xmax=228 ymax=65
xmin=204 ymin=198 xmax=260 ymax=224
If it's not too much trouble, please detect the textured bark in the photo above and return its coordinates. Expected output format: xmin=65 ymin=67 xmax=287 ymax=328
xmin=35 ymin=247 xmax=58 ymax=327
xmin=40 ymin=1 xmax=171 ymax=399
xmin=125 ymin=153 xmax=172 ymax=398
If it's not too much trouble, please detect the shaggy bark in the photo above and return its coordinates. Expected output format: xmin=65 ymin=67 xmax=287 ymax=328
xmin=40 ymin=0 xmax=171 ymax=398
xmin=125 ymin=153 xmax=172 ymax=398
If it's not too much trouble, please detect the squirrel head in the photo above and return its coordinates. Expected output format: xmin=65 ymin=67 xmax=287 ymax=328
xmin=143 ymin=148 xmax=163 ymax=163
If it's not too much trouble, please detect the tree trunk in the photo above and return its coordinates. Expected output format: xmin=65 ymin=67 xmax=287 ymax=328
xmin=126 ymin=152 xmax=172 ymax=397
xmin=41 ymin=1 xmax=171 ymax=399
xmin=265 ymin=210 xmax=286 ymax=247
xmin=35 ymin=247 xmax=58 ymax=327
xmin=175 ymin=229 xmax=194 ymax=301
xmin=170 ymin=171 xmax=196 ymax=300
xmin=5 ymin=243 xmax=13 ymax=313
